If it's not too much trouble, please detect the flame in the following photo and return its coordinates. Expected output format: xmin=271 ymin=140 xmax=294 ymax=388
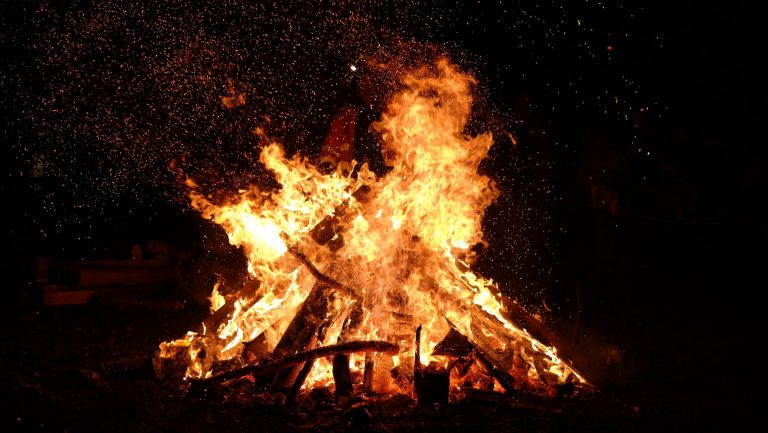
xmin=159 ymin=58 xmax=588 ymax=394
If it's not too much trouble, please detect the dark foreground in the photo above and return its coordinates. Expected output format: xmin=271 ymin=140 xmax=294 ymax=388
xmin=1 ymin=215 xmax=761 ymax=433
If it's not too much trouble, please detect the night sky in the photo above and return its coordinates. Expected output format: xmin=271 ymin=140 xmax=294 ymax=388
xmin=2 ymin=1 xmax=765 ymax=303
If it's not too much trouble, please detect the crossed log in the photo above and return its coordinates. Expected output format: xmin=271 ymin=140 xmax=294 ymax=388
xmin=192 ymin=183 xmax=587 ymax=400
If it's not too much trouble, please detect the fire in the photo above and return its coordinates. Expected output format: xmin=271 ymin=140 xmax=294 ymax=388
xmin=158 ymin=58 xmax=588 ymax=396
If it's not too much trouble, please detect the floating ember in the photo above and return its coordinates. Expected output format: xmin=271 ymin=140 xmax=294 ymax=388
xmin=156 ymin=58 xmax=590 ymax=404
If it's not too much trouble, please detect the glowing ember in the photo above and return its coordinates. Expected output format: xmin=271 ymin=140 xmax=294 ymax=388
xmin=158 ymin=58 xmax=588 ymax=396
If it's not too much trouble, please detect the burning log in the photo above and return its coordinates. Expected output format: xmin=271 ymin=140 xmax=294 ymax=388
xmin=413 ymin=324 xmax=422 ymax=395
xmin=284 ymin=246 xmax=359 ymax=300
xmin=472 ymin=348 xmax=516 ymax=394
xmin=413 ymin=324 xmax=449 ymax=404
xmin=416 ymin=363 xmax=450 ymax=404
xmin=307 ymin=185 xmax=372 ymax=250
xmin=202 ymin=278 xmax=261 ymax=333
xmin=159 ymin=59 xmax=593 ymax=401
xmin=287 ymin=357 xmax=315 ymax=403
xmin=442 ymin=321 xmax=516 ymax=393
xmin=271 ymin=282 xmax=330 ymax=392
xmin=189 ymin=340 xmax=398 ymax=389
xmin=332 ymin=354 xmax=353 ymax=410
xmin=362 ymin=352 xmax=374 ymax=392
xmin=192 ymin=185 xmax=371 ymax=362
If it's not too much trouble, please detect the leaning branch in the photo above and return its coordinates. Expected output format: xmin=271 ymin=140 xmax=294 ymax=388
xmin=189 ymin=340 xmax=399 ymax=388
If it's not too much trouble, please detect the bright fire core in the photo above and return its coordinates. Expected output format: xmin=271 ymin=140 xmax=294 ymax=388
xmin=159 ymin=58 xmax=587 ymax=395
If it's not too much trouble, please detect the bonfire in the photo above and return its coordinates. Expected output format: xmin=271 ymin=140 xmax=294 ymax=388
xmin=155 ymin=58 xmax=591 ymax=407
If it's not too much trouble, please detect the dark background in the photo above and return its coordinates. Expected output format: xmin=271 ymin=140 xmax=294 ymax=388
xmin=2 ymin=1 xmax=765 ymax=431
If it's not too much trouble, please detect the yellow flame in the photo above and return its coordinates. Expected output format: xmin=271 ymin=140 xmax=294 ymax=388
xmin=160 ymin=58 xmax=587 ymax=392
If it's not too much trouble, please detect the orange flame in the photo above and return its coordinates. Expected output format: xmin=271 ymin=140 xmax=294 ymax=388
xmin=159 ymin=58 xmax=587 ymax=393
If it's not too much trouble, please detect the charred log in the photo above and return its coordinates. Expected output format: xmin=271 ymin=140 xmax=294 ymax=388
xmin=199 ymin=187 xmax=372 ymax=342
xmin=363 ymin=352 xmax=374 ymax=393
xmin=271 ymin=282 xmax=330 ymax=391
xmin=416 ymin=362 xmax=449 ymax=405
xmin=284 ymin=246 xmax=359 ymax=300
xmin=443 ymin=320 xmax=516 ymax=394
xmin=413 ymin=324 xmax=422 ymax=396
xmin=188 ymin=340 xmax=399 ymax=390
xmin=286 ymin=358 xmax=315 ymax=404
xmin=333 ymin=354 xmax=353 ymax=410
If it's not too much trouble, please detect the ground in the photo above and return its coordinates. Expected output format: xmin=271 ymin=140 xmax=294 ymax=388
xmin=1 ymin=304 xmax=628 ymax=433
xmin=1 ymin=249 xmax=756 ymax=433
xmin=1 ymin=203 xmax=760 ymax=433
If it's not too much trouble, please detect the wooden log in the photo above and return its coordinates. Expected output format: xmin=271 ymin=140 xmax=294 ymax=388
xmin=271 ymin=283 xmax=329 ymax=357
xmin=444 ymin=320 xmax=516 ymax=393
xmin=188 ymin=340 xmax=399 ymax=389
xmin=328 ymin=297 xmax=367 ymax=409
xmin=271 ymin=282 xmax=330 ymax=392
xmin=307 ymin=185 xmax=372 ymax=250
xmin=416 ymin=363 xmax=449 ymax=404
xmin=472 ymin=348 xmax=516 ymax=394
xmin=362 ymin=352 xmax=374 ymax=392
xmin=500 ymin=300 xmax=562 ymax=358
xmin=432 ymin=328 xmax=474 ymax=358
xmin=333 ymin=354 xmax=353 ymax=410
xmin=241 ymin=313 xmax=293 ymax=364
xmin=413 ymin=324 xmax=422 ymax=395
xmin=413 ymin=324 xmax=450 ymax=404
xmin=153 ymin=344 xmax=189 ymax=382
xmin=284 ymin=246 xmax=360 ymax=300
xmin=198 ymin=185 xmax=371 ymax=342
xmin=438 ymin=259 xmax=590 ymax=384
xmin=286 ymin=358 xmax=315 ymax=403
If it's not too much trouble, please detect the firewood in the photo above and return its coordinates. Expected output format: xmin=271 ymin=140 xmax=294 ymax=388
xmin=307 ymin=185 xmax=372 ymax=249
xmin=416 ymin=362 xmax=449 ymax=404
xmin=413 ymin=324 xmax=422 ymax=395
xmin=500 ymin=300 xmax=564 ymax=359
xmin=436 ymin=259 xmax=590 ymax=384
xmin=284 ymin=246 xmax=359 ymax=300
xmin=432 ymin=328 xmax=474 ymax=358
xmin=412 ymin=325 xmax=449 ymax=404
xmin=362 ymin=352 xmax=374 ymax=392
xmin=286 ymin=358 xmax=315 ymax=403
xmin=333 ymin=354 xmax=353 ymax=410
xmin=241 ymin=313 xmax=291 ymax=364
xmin=329 ymin=301 xmax=367 ymax=409
xmin=271 ymin=282 xmax=330 ymax=392
xmin=443 ymin=320 xmax=516 ymax=393
xmin=472 ymin=348 xmax=516 ymax=394
xmin=202 ymin=278 xmax=261 ymax=332
xmin=189 ymin=340 xmax=399 ymax=389
xmin=153 ymin=344 xmax=189 ymax=382
xmin=199 ymin=187 xmax=371 ymax=344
